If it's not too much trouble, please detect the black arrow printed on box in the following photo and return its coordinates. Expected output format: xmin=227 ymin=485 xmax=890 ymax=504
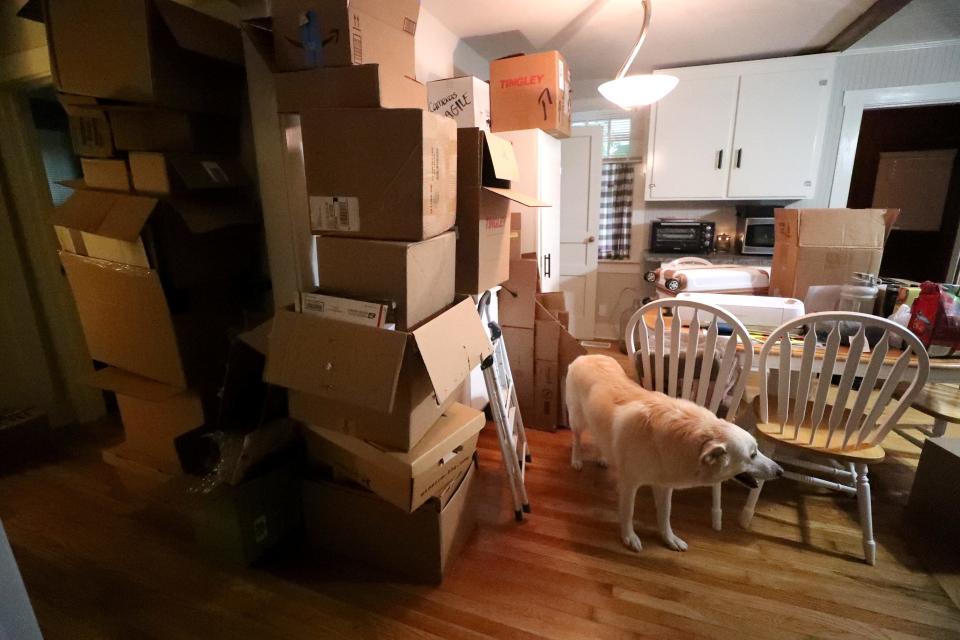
xmin=538 ymin=88 xmax=553 ymax=121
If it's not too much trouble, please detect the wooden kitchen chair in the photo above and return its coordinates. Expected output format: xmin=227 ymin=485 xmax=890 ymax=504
xmin=626 ymin=298 xmax=753 ymax=531
xmin=739 ymin=312 xmax=929 ymax=565
xmin=892 ymin=382 xmax=959 ymax=448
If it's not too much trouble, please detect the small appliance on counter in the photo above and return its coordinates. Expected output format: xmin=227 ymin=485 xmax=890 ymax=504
xmin=650 ymin=219 xmax=715 ymax=254
xmin=736 ymin=206 xmax=776 ymax=255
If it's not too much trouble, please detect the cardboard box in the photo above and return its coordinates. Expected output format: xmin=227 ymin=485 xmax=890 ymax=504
xmin=271 ymin=0 xmax=417 ymax=74
xmin=315 ymin=231 xmax=456 ymax=330
xmin=80 ymin=158 xmax=130 ymax=191
xmin=428 ymin=76 xmax=491 ymax=130
xmin=502 ymin=326 xmax=534 ymax=413
xmin=265 ymin=297 xmax=492 ymax=443
xmin=194 ymin=460 xmax=303 ymax=566
xmin=299 ymin=291 xmax=393 ymax=328
xmin=498 ymin=259 xmax=540 ymax=329
xmin=529 ymin=359 xmax=559 ymax=431
xmin=303 ymin=457 xmax=477 ymax=583
xmin=53 ymin=184 xmax=258 ymax=290
xmin=770 ymin=208 xmax=898 ymax=300
xmin=128 ymin=153 xmax=247 ymax=195
xmin=117 ymin=388 xmax=205 ymax=475
xmin=456 ymin=129 xmax=546 ymax=295
xmin=302 ymin=402 xmax=484 ymax=512
xmin=490 ymin=51 xmax=571 ymax=138
xmin=509 ymin=212 xmax=522 ymax=261
xmin=293 ymin=108 xmax=457 ymax=241
xmin=907 ymin=438 xmax=960 ymax=541
xmin=534 ymin=302 xmax=561 ymax=362
xmin=25 ymin=0 xmax=243 ymax=113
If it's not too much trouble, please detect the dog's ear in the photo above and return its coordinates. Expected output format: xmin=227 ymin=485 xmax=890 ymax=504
xmin=700 ymin=441 xmax=727 ymax=466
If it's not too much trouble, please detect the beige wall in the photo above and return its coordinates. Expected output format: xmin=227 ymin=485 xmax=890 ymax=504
xmin=0 ymin=3 xmax=45 ymax=58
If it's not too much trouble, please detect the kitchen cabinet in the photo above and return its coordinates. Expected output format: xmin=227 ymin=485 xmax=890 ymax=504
xmin=497 ymin=129 xmax=562 ymax=292
xmin=646 ymin=53 xmax=836 ymax=201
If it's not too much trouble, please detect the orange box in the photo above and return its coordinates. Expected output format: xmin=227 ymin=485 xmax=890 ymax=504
xmin=489 ymin=51 xmax=571 ymax=138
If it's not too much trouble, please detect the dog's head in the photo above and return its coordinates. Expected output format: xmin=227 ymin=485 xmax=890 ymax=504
xmin=698 ymin=422 xmax=782 ymax=489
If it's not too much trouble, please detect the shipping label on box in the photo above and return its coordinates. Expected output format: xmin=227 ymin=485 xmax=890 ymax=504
xmin=309 ymin=196 xmax=361 ymax=233
xmin=428 ymin=76 xmax=491 ymax=130
xmin=299 ymin=292 xmax=390 ymax=328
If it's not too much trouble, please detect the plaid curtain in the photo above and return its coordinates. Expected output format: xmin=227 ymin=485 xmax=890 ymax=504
xmin=599 ymin=162 xmax=634 ymax=260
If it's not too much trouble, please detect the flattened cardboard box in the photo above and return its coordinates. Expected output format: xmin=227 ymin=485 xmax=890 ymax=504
xmin=456 ymin=129 xmax=547 ymax=295
xmin=271 ymin=0 xmax=417 ymax=74
xmin=294 ymin=108 xmax=457 ymax=241
xmin=315 ymin=231 xmax=456 ymax=330
xmin=303 ymin=458 xmax=477 ymax=584
xmin=302 ymin=402 xmax=484 ymax=512
xmin=770 ymin=208 xmax=898 ymax=300
xmin=265 ymin=296 xmax=492 ymax=417
xmin=128 ymin=153 xmax=247 ymax=195
xmin=26 ymin=0 xmax=243 ymax=113
xmin=490 ymin=51 xmax=571 ymax=138
xmin=428 ymin=76 xmax=491 ymax=130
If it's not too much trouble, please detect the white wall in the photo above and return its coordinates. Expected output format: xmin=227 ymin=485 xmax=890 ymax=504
xmin=416 ymin=8 xmax=489 ymax=83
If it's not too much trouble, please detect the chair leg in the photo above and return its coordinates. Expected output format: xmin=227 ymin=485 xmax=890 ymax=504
xmin=855 ymin=463 xmax=876 ymax=566
xmin=932 ymin=418 xmax=948 ymax=438
xmin=739 ymin=481 xmax=764 ymax=529
xmin=711 ymin=483 xmax=722 ymax=531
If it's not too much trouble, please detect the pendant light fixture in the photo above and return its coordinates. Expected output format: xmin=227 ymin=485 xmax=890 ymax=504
xmin=598 ymin=0 xmax=677 ymax=109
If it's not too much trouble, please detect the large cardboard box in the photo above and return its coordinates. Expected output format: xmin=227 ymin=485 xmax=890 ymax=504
xmin=117 ymin=389 xmax=205 ymax=475
xmin=292 ymin=108 xmax=457 ymax=241
xmin=315 ymin=231 xmax=456 ymax=330
xmin=25 ymin=0 xmax=243 ymax=113
xmin=498 ymin=259 xmax=540 ymax=329
xmin=428 ymin=76 xmax=491 ymax=130
xmin=534 ymin=302 xmax=561 ymax=362
xmin=271 ymin=0 xmax=418 ymax=74
xmin=302 ymin=402 xmax=484 ymax=512
xmin=529 ymin=359 xmax=559 ymax=431
xmin=456 ymin=129 xmax=546 ymax=295
xmin=53 ymin=184 xmax=258 ymax=291
xmin=128 ymin=153 xmax=247 ymax=195
xmin=266 ymin=298 xmax=492 ymax=450
xmin=502 ymin=326 xmax=534 ymax=413
xmin=489 ymin=51 xmax=571 ymax=138
xmin=770 ymin=208 xmax=898 ymax=300
xmin=303 ymin=457 xmax=477 ymax=583
xmin=80 ymin=158 xmax=130 ymax=192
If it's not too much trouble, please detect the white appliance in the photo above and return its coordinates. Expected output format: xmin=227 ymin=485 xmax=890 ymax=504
xmin=647 ymin=258 xmax=771 ymax=297
xmin=676 ymin=292 xmax=805 ymax=331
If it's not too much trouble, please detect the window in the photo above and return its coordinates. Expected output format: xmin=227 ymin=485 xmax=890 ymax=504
xmin=573 ymin=117 xmax=632 ymax=158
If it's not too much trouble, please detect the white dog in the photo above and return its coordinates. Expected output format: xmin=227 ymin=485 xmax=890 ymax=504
xmin=566 ymin=354 xmax=782 ymax=552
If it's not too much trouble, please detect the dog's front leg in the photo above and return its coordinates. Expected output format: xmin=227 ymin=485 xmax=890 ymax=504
xmin=652 ymin=486 xmax=688 ymax=552
xmin=618 ymin=482 xmax=642 ymax=552
xmin=570 ymin=429 xmax=583 ymax=470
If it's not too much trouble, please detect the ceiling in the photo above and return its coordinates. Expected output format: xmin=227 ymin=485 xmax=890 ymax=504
xmin=422 ymin=0 xmax=877 ymax=80
xmin=851 ymin=0 xmax=960 ymax=49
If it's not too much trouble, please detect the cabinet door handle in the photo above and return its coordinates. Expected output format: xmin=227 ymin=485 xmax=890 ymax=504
xmin=716 ymin=149 xmax=723 ymax=169
xmin=544 ymin=253 xmax=552 ymax=278
xmin=735 ymin=148 xmax=743 ymax=169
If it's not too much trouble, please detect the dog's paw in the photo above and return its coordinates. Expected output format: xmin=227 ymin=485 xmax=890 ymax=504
xmin=571 ymin=458 xmax=583 ymax=471
xmin=596 ymin=457 xmax=609 ymax=469
xmin=622 ymin=531 xmax=643 ymax=552
xmin=661 ymin=532 xmax=688 ymax=552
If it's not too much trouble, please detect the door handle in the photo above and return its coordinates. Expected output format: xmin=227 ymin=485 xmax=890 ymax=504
xmin=735 ymin=148 xmax=742 ymax=169
xmin=716 ymin=149 xmax=723 ymax=169
xmin=544 ymin=253 xmax=552 ymax=278
xmin=585 ymin=235 xmax=596 ymax=244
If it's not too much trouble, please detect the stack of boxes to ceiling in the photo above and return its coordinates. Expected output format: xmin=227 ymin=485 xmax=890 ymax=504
xmin=249 ymin=0 xmax=536 ymax=582
xmin=23 ymin=0 xmax=260 ymax=479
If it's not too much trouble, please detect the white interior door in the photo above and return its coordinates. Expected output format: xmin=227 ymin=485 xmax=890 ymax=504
xmin=559 ymin=127 xmax=601 ymax=339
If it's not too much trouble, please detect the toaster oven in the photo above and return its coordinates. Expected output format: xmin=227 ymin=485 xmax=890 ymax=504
xmin=650 ymin=220 xmax=715 ymax=254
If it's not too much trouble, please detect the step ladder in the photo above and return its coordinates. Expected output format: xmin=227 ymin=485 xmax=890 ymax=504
xmin=477 ymin=290 xmax=531 ymax=521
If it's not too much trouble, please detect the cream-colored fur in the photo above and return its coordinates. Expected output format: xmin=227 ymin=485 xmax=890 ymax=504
xmin=566 ymin=354 xmax=782 ymax=552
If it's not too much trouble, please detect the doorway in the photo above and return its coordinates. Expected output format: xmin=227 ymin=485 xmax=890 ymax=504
xmin=846 ymin=104 xmax=960 ymax=281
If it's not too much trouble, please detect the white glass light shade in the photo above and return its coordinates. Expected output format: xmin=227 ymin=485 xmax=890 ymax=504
xmin=598 ymin=74 xmax=678 ymax=110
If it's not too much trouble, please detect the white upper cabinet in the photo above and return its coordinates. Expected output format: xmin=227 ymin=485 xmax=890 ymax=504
xmin=646 ymin=53 xmax=836 ymax=201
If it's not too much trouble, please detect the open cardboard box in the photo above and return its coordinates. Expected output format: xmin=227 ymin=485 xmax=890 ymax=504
xmin=53 ymin=182 xmax=259 ymax=291
xmin=267 ymin=297 xmax=493 ymax=452
xmin=315 ymin=231 xmax=456 ymax=331
xmin=302 ymin=402 xmax=484 ymax=512
xmin=21 ymin=0 xmax=243 ymax=113
xmin=303 ymin=456 xmax=478 ymax=584
xmin=456 ymin=129 xmax=547 ymax=295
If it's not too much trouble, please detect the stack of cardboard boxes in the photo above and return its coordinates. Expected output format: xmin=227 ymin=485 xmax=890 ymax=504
xmin=24 ymin=0 xmax=260 ymax=477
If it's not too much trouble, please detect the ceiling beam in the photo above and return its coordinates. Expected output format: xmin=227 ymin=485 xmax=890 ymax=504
xmin=823 ymin=0 xmax=913 ymax=51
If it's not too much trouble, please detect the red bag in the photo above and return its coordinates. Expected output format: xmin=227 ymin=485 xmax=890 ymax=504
xmin=907 ymin=281 xmax=960 ymax=353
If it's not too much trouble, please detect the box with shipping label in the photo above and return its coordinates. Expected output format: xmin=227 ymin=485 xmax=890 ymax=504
xmin=315 ymin=231 xmax=456 ymax=330
xmin=498 ymin=259 xmax=540 ymax=329
xmin=302 ymin=402 xmax=484 ymax=512
xmin=80 ymin=158 xmax=130 ymax=192
xmin=25 ymin=0 xmax=244 ymax=113
xmin=299 ymin=291 xmax=393 ymax=328
xmin=490 ymin=51 xmax=571 ymax=138
xmin=293 ymin=108 xmax=457 ymax=241
xmin=428 ymin=76 xmax=490 ymax=130
xmin=271 ymin=0 xmax=417 ymax=74
xmin=769 ymin=208 xmax=898 ymax=300
xmin=265 ymin=297 xmax=492 ymax=446
xmin=128 ymin=153 xmax=247 ymax=195
xmin=303 ymin=457 xmax=477 ymax=583
xmin=53 ymin=183 xmax=259 ymax=290
xmin=529 ymin=359 xmax=559 ymax=431
xmin=456 ymin=129 xmax=547 ymax=295
xmin=502 ymin=326 xmax=534 ymax=414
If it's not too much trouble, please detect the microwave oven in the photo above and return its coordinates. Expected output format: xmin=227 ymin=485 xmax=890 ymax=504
xmin=737 ymin=217 xmax=775 ymax=255
xmin=650 ymin=221 xmax=715 ymax=254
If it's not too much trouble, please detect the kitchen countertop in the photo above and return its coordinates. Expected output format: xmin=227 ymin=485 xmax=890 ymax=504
xmin=644 ymin=252 xmax=773 ymax=266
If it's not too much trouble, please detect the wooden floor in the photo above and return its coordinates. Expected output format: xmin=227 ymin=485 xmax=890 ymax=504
xmin=2 ymin=412 xmax=959 ymax=640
